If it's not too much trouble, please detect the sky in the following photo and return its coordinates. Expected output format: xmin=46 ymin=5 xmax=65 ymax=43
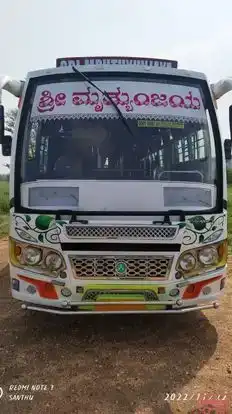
xmin=1 ymin=0 xmax=232 ymax=173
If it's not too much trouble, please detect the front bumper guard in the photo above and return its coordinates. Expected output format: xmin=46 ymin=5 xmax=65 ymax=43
xmin=21 ymin=299 xmax=220 ymax=315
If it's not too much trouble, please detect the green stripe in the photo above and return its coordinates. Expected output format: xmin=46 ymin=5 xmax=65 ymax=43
xmin=96 ymin=294 xmax=145 ymax=302
xmin=84 ymin=284 xmax=158 ymax=292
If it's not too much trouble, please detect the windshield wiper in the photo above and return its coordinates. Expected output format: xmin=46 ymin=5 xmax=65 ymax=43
xmin=152 ymin=210 xmax=185 ymax=225
xmin=72 ymin=66 xmax=134 ymax=138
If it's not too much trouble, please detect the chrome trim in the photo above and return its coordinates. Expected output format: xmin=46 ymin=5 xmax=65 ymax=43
xmin=51 ymin=280 xmax=66 ymax=286
xmin=69 ymin=255 xmax=173 ymax=280
xmin=60 ymin=300 xmax=177 ymax=305
xmin=21 ymin=301 xmax=220 ymax=314
xmin=65 ymin=225 xmax=178 ymax=240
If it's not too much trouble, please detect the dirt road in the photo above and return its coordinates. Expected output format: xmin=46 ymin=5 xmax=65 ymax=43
xmin=0 ymin=239 xmax=231 ymax=413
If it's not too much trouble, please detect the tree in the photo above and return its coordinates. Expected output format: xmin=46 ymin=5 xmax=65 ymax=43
xmin=1 ymin=109 xmax=17 ymax=173
xmin=2 ymin=164 xmax=10 ymax=178
xmin=5 ymin=108 xmax=18 ymax=134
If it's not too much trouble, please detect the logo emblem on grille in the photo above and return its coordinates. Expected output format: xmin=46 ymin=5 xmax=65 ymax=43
xmin=115 ymin=261 xmax=127 ymax=275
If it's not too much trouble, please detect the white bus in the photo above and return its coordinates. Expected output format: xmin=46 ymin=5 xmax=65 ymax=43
xmin=0 ymin=56 xmax=231 ymax=314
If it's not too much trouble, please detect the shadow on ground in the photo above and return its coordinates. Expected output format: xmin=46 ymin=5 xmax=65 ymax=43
xmin=0 ymin=267 xmax=218 ymax=414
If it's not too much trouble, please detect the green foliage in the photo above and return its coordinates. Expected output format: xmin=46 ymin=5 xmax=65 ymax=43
xmin=227 ymin=168 xmax=232 ymax=185
xmin=0 ymin=181 xmax=9 ymax=236
xmin=227 ymin=186 xmax=232 ymax=248
xmin=0 ymin=174 xmax=9 ymax=181
xmin=5 ymin=108 xmax=18 ymax=134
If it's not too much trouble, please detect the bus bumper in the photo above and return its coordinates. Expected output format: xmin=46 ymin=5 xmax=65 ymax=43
xmin=20 ymin=300 xmax=220 ymax=314
xmin=11 ymin=265 xmax=226 ymax=315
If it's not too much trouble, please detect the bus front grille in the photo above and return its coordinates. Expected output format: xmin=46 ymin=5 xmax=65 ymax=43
xmin=69 ymin=255 xmax=172 ymax=280
xmin=65 ymin=225 xmax=177 ymax=240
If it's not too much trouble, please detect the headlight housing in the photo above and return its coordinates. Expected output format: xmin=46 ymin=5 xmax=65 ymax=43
xmin=10 ymin=239 xmax=65 ymax=277
xmin=23 ymin=246 xmax=42 ymax=266
xmin=198 ymin=246 xmax=218 ymax=266
xmin=45 ymin=252 xmax=63 ymax=271
xmin=179 ymin=253 xmax=196 ymax=271
xmin=176 ymin=240 xmax=227 ymax=279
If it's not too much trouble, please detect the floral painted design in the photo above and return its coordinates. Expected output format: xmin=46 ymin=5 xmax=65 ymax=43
xmin=177 ymin=222 xmax=186 ymax=230
xmin=183 ymin=214 xmax=225 ymax=245
xmin=13 ymin=214 xmax=66 ymax=244
xmin=13 ymin=213 xmax=225 ymax=247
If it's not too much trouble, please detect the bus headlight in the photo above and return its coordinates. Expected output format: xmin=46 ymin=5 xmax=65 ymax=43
xmin=198 ymin=246 xmax=218 ymax=266
xmin=176 ymin=240 xmax=227 ymax=278
xmin=179 ymin=253 xmax=196 ymax=271
xmin=45 ymin=252 xmax=63 ymax=271
xmin=23 ymin=246 xmax=42 ymax=266
xmin=10 ymin=238 xmax=65 ymax=276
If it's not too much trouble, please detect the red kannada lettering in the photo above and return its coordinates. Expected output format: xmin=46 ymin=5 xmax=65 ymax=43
xmin=37 ymin=91 xmax=55 ymax=113
xmin=150 ymin=93 xmax=168 ymax=107
xmin=55 ymin=93 xmax=66 ymax=106
xmin=37 ymin=87 xmax=202 ymax=113
xmin=72 ymin=87 xmax=134 ymax=112
xmin=134 ymin=93 xmax=150 ymax=106
xmin=79 ymin=90 xmax=201 ymax=112
xmin=37 ymin=91 xmax=67 ymax=112
xmin=150 ymin=92 xmax=200 ymax=109
xmin=184 ymin=91 xmax=200 ymax=110
xmin=72 ymin=87 xmax=91 ymax=105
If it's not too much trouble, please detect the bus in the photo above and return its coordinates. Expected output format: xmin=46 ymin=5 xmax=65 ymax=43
xmin=0 ymin=56 xmax=231 ymax=314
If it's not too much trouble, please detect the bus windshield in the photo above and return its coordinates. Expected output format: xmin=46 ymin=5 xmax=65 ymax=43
xmin=19 ymin=76 xmax=218 ymax=212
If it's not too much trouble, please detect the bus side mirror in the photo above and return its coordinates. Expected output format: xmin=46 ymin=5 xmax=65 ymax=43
xmin=0 ymin=105 xmax=12 ymax=156
xmin=229 ymin=105 xmax=232 ymax=139
xmin=226 ymin=104 xmax=232 ymax=160
xmin=1 ymin=135 xmax=12 ymax=156
xmin=0 ymin=105 xmax=4 ymax=143
xmin=224 ymin=139 xmax=232 ymax=160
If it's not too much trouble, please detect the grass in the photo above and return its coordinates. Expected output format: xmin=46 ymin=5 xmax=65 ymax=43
xmin=0 ymin=181 xmax=9 ymax=237
xmin=228 ymin=186 xmax=232 ymax=248
xmin=0 ymin=180 xmax=232 ymax=242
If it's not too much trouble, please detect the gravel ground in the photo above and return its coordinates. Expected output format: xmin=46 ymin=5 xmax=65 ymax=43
xmin=0 ymin=239 xmax=231 ymax=414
